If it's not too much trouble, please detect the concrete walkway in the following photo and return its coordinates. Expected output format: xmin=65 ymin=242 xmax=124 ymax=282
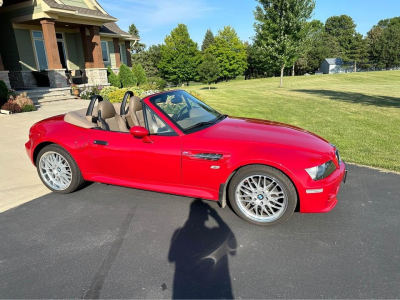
xmin=0 ymin=100 xmax=88 ymax=212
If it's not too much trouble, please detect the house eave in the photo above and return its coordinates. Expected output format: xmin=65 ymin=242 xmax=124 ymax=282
xmin=100 ymin=32 xmax=139 ymax=41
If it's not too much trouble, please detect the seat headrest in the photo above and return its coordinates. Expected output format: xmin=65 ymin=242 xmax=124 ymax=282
xmin=129 ymin=96 xmax=142 ymax=112
xmin=98 ymin=101 xmax=116 ymax=119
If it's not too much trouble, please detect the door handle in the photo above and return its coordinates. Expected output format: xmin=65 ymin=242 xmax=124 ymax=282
xmin=93 ymin=140 xmax=108 ymax=146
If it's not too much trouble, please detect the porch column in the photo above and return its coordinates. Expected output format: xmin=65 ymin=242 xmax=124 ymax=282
xmin=80 ymin=26 xmax=104 ymax=69
xmin=113 ymin=38 xmax=121 ymax=68
xmin=125 ymin=41 xmax=132 ymax=67
xmin=40 ymin=19 xmax=62 ymax=69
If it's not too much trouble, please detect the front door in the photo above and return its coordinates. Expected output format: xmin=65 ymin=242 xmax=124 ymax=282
xmin=88 ymin=130 xmax=182 ymax=185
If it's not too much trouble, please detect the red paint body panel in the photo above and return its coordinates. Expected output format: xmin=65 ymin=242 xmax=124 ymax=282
xmin=26 ymin=94 xmax=346 ymax=214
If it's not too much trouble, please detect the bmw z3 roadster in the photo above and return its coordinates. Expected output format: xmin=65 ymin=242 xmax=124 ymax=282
xmin=25 ymin=90 xmax=347 ymax=226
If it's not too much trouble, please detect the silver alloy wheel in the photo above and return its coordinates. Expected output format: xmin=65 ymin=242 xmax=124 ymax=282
xmin=235 ymin=175 xmax=288 ymax=222
xmin=39 ymin=151 xmax=72 ymax=191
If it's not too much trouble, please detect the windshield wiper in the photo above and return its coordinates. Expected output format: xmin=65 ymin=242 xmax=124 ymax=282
xmin=184 ymin=114 xmax=227 ymax=132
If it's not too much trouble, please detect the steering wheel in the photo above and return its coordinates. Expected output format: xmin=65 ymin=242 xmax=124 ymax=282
xmin=120 ymin=91 xmax=134 ymax=116
xmin=86 ymin=95 xmax=103 ymax=122
xmin=176 ymin=106 xmax=189 ymax=121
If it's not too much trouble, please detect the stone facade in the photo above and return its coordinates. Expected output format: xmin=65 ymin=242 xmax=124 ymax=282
xmin=47 ymin=69 xmax=68 ymax=88
xmin=8 ymin=71 xmax=37 ymax=89
xmin=0 ymin=71 xmax=10 ymax=89
xmin=86 ymin=68 xmax=108 ymax=85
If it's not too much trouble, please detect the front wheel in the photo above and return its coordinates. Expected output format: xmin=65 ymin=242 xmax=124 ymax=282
xmin=36 ymin=144 xmax=85 ymax=194
xmin=228 ymin=165 xmax=297 ymax=226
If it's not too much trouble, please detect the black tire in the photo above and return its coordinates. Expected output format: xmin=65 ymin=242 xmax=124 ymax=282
xmin=228 ymin=165 xmax=297 ymax=226
xmin=36 ymin=144 xmax=85 ymax=194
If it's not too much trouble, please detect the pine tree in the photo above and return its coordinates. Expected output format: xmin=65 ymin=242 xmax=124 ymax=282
xmin=198 ymin=54 xmax=220 ymax=89
xmin=107 ymin=67 xmax=120 ymax=88
xmin=132 ymin=64 xmax=147 ymax=86
xmin=118 ymin=64 xmax=137 ymax=87
xmin=128 ymin=23 xmax=146 ymax=53
xmin=159 ymin=24 xmax=201 ymax=85
xmin=201 ymin=29 xmax=215 ymax=52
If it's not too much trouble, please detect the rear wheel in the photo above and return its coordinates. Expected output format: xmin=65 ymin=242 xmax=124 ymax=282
xmin=36 ymin=144 xmax=85 ymax=194
xmin=228 ymin=165 xmax=297 ymax=226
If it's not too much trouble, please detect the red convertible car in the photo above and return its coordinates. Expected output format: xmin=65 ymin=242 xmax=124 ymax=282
xmin=26 ymin=90 xmax=347 ymax=226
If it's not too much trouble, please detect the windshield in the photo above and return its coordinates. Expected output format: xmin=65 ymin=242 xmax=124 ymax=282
xmin=149 ymin=90 xmax=223 ymax=132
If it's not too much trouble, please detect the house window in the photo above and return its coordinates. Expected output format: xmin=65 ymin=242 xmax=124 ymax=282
xmin=32 ymin=30 xmax=48 ymax=70
xmin=56 ymin=32 xmax=68 ymax=69
xmin=101 ymin=41 xmax=109 ymax=62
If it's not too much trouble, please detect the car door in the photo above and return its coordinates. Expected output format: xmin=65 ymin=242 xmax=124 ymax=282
xmin=88 ymin=127 xmax=182 ymax=185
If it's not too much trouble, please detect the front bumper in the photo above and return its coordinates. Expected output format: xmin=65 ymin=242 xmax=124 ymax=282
xmin=293 ymin=161 xmax=347 ymax=213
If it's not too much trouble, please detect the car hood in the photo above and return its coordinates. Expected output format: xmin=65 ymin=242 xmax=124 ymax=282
xmin=200 ymin=116 xmax=333 ymax=154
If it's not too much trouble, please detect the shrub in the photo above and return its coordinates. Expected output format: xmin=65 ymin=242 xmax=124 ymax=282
xmin=118 ymin=64 xmax=137 ymax=88
xmin=147 ymin=77 xmax=167 ymax=90
xmin=22 ymin=104 xmax=36 ymax=112
xmin=107 ymin=67 xmax=120 ymax=88
xmin=99 ymin=86 xmax=119 ymax=101
xmin=1 ymin=100 xmax=22 ymax=114
xmin=108 ymin=88 xmax=132 ymax=103
xmin=132 ymin=64 xmax=147 ymax=86
xmin=14 ymin=92 xmax=34 ymax=107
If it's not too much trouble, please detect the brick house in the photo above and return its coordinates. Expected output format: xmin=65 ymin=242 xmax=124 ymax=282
xmin=0 ymin=0 xmax=138 ymax=90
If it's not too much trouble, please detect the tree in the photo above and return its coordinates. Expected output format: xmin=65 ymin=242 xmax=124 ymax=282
xmin=132 ymin=44 xmax=162 ymax=78
xmin=198 ymin=54 xmax=220 ymax=89
xmin=297 ymin=32 xmax=341 ymax=74
xmin=254 ymin=0 xmax=316 ymax=87
xmin=368 ymin=17 xmax=400 ymax=69
xmin=128 ymin=23 xmax=146 ymax=53
xmin=206 ymin=26 xmax=248 ymax=81
xmin=324 ymin=15 xmax=357 ymax=60
xmin=158 ymin=24 xmax=201 ymax=85
xmin=201 ymin=29 xmax=215 ymax=52
xmin=118 ymin=64 xmax=137 ymax=87
xmin=132 ymin=64 xmax=147 ymax=85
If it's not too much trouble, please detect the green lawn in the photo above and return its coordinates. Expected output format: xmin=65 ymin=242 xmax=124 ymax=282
xmin=184 ymin=71 xmax=400 ymax=172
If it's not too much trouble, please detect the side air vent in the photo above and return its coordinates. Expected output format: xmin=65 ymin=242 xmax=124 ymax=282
xmin=194 ymin=153 xmax=223 ymax=161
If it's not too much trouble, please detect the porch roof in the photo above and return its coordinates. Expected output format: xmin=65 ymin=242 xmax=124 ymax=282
xmin=100 ymin=22 xmax=139 ymax=40
xmin=43 ymin=0 xmax=117 ymax=21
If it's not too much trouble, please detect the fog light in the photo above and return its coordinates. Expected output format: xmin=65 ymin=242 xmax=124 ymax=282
xmin=306 ymin=188 xmax=324 ymax=194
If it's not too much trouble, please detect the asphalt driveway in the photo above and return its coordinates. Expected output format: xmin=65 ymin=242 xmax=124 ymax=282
xmin=1 ymin=164 xmax=399 ymax=299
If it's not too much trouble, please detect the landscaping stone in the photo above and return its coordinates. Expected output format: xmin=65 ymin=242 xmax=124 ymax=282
xmin=0 ymin=71 xmax=11 ymax=88
xmin=47 ymin=69 xmax=69 ymax=88
xmin=86 ymin=68 xmax=108 ymax=85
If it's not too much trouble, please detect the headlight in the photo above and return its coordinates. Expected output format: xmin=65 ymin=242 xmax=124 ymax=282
xmin=305 ymin=161 xmax=336 ymax=180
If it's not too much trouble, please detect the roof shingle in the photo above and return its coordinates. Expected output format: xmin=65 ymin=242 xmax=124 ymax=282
xmin=43 ymin=0 xmax=116 ymax=19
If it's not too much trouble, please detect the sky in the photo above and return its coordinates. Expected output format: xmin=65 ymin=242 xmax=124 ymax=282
xmin=100 ymin=0 xmax=400 ymax=47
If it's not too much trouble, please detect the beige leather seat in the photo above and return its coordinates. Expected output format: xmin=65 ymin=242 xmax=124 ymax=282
xmin=97 ymin=101 xmax=129 ymax=132
xmin=125 ymin=96 xmax=145 ymax=127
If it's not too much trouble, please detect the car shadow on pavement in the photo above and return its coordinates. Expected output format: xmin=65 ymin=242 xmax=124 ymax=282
xmin=168 ymin=200 xmax=237 ymax=299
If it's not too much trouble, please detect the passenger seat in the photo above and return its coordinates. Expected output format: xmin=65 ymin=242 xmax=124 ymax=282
xmin=97 ymin=101 xmax=129 ymax=132
xmin=125 ymin=96 xmax=145 ymax=127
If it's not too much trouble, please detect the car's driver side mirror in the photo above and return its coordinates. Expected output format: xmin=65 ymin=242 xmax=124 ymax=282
xmin=130 ymin=126 xmax=153 ymax=143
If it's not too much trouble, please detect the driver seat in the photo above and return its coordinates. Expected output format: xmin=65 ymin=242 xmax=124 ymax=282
xmin=97 ymin=101 xmax=129 ymax=132
xmin=126 ymin=96 xmax=145 ymax=127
